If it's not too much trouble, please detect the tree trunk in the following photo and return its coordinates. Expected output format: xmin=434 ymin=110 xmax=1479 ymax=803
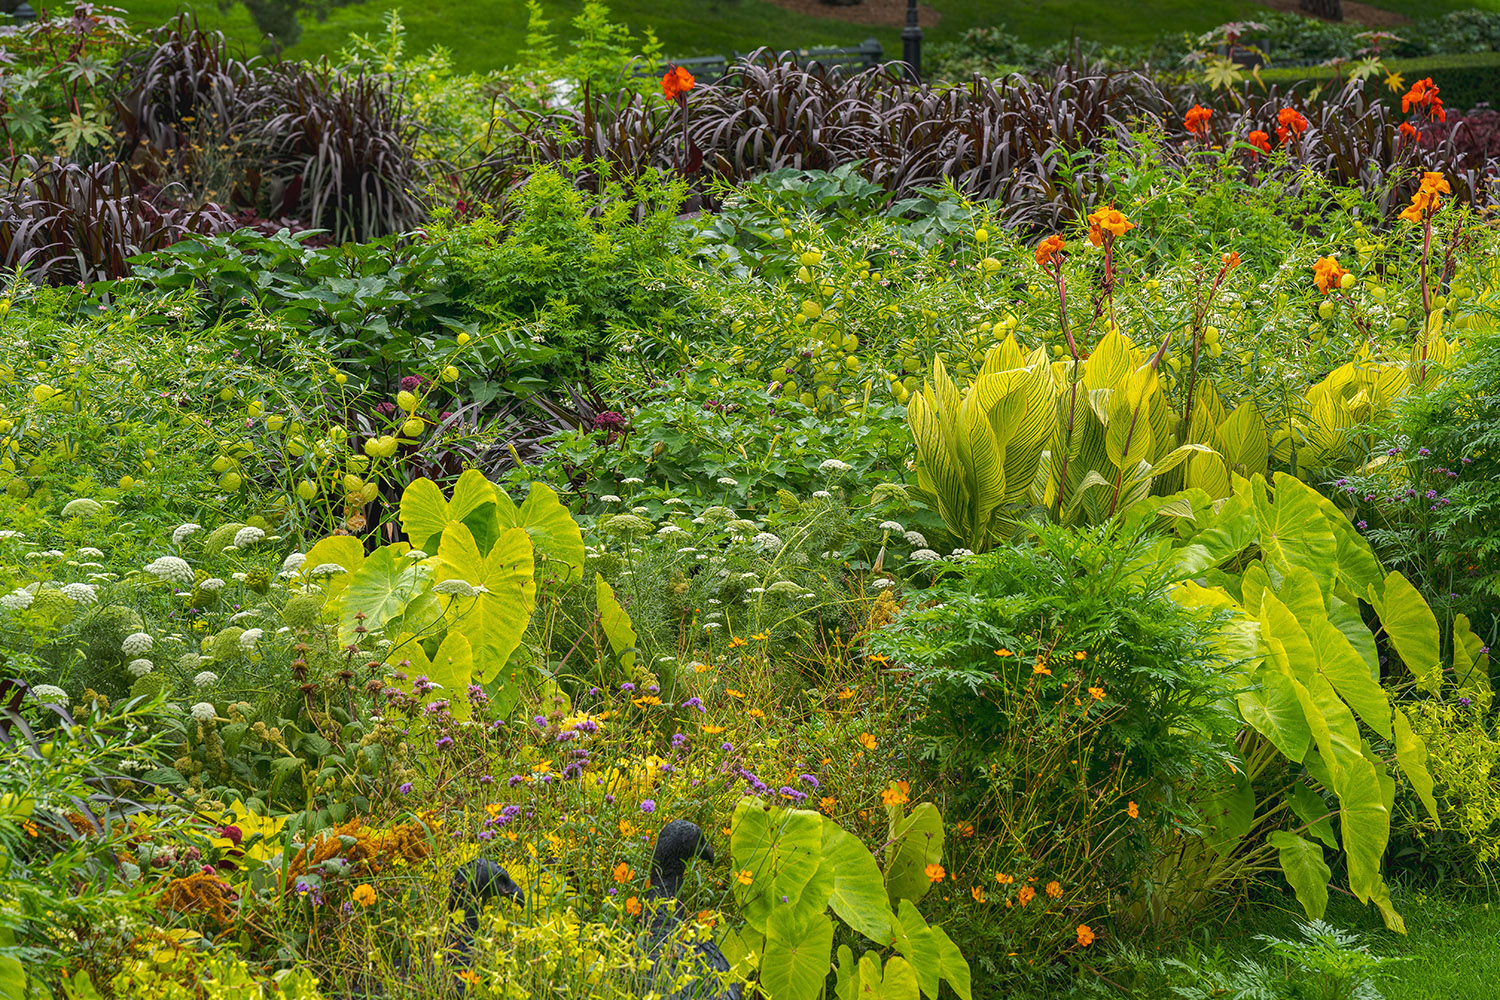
xmin=1300 ymin=0 xmax=1344 ymax=20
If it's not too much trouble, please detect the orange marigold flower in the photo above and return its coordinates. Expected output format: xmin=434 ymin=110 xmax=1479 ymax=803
xmin=626 ymin=895 xmax=642 ymax=916
xmin=352 ymin=883 xmax=377 ymax=907
xmin=1275 ymin=107 xmax=1308 ymax=143
xmin=1077 ymin=924 xmax=1096 ymax=947
xmin=971 ymin=886 xmax=987 ymax=903
xmin=1017 ymin=885 xmax=1035 ymax=906
xmin=1045 ymin=880 xmax=1062 ymax=899
xmin=1184 ymin=104 xmax=1213 ymax=135
xmin=1312 ymin=256 xmax=1347 ymax=295
xmin=1034 ymin=234 xmax=1066 ymax=270
xmin=857 ymin=732 xmax=878 ymax=750
xmin=1222 ymin=251 xmax=1242 ymax=270
xmin=613 ymin=862 xmax=633 ymax=884
xmin=1127 ymin=801 xmax=1140 ymax=819
xmin=925 ymin=864 xmax=946 ymax=883
xmin=1247 ymin=130 xmax=1271 ymax=154
xmin=662 ymin=66 xmax=696 ymax=101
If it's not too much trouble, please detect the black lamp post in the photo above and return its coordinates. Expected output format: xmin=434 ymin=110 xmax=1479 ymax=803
xmin=901 ymin=0 xmax=921 ymax=82
xmin=11 ymin=2 xmax=36 ymax=23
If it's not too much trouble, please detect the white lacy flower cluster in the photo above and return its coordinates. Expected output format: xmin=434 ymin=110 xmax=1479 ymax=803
xmin=144 ymin=556 xmax=193 ymax=586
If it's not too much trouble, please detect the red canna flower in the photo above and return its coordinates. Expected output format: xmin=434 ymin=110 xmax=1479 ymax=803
xmin=1184 ymin=104 xmax=1213 ymax=136
xmin=1402 ymin=78 xmax=1446 ymax=122
xmin=1247 ymin=130 xmax=1271 ymax=154
xmin=1398 ymin=121 xmax=1418 ymax=142
xmin=661 ymin=66 xmax=696 ymax=101
xmin=1275 ymin=108 xmax=1308 ymax=144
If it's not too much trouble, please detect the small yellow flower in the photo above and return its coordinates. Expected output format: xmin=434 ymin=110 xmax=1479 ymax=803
xmin=751 ymin=633 xmax=768 ymax=641
xmin=729 ymin=636 xmax=748 ymax=648
xmin=726 ymin=688 xmax=746 ymax=699
xmin=748 ymin=708 xmax=765 ymax=719
xmin=700 ymin=724 xmax=725 ymax=734
xmin=736 ymin=869 xmax=754 ymax=886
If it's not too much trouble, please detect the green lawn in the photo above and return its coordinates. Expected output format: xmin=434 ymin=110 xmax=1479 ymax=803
xmin=116 ymin=0 xmax=1499 ymax=75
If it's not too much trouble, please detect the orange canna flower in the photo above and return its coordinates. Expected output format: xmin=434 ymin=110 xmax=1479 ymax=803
xmin=1420 ymin=171 xmax=1452 ymax=196
xmin=1034 ymin=234 xmax=1066 ymax=270
xmin=1275 ymin=107 xmax=1308 ymax=144
xmin=1045 ymin=880 xmax=1063 ymax=899
xmin=1086 ymin=206 xmax=1136 ymax=247
xmin=1398 ymin=121 xmax=1418 ymax=142
xmin=625 ymin=895 xmax=642 ymax=916
xmin=1312 ymin=256 xmax=1347 ymax=295
xmin=925 ymin=864 xmax=946 ymax=883
xmin=1402 ymin=77 xmax=1446 ymax=122
xmin=661 ymin=66 xmax=696 ymax=101
xmin=1184 ymin=104 xmax=1213 ymax=135
xmin=1247 ymin=130 xmax=1271 ymax=154
xmin=1077 ymin=924 xmax=1096 ymax=947
xmin=613 ymin=862 xmax=633 ymax=884
xmin=1127 ymin=801 xmax=1140 ymax=819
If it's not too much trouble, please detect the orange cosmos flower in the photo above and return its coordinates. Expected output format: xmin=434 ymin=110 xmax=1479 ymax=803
xmin=352 ymin=884 xmax=377 ymax=907
xmin=1088 ymin=686 xmax=1106 ymax=701
xmin=971 ymin=886 xmax=987 ymax=903
xmin=1017 ymin=885 xmax=1035 ymax=906
xmin=1034 ymin=234 xmax=1066 ymax=270
xmin=1045 ymin=880 xmax=1063 ymax=899
xmin=881 ymin=782 xmax=910 ymax=807
xmin=736 ymin=869 xmax=754 ymax=886
xmin=1312 ymin=256 xmax=1347 ymax=295
xmin=995 ymin=872 xmax=1014 ymax=885
xmin=1077 ymin=924 xmax=1096 ymax=947
xmin=994 ymin=648 xmax=1013 ymax=657
xmin=1275 ymin=107 xmax=1308 ymax=143
xmin=925 ymin=864 xmax=946 ymax=883
xmin=662 ymin=66 xmax=696 ymax=101
xmin=1127 ymin=801 xmax=1140 ymax=819
xmin=625 ymin=895 xmax=642 ymax=916
xmin=818 ymin=796 xmax=836 ymax=813
xmin=1086 ymin=206 xmax=1136 ymax=247
xmin=1033 ymin=660 xmax=1051 ymax=676
xmin=613 ymin=862 xmax=634 ymax=884
xmin=857 ymin=732 xmax=878 ymax=750
xmin=1247 ymin=129 xmax=1271 ymax=154
xmin=1184 ymin=104 xmax=1213 ymax=135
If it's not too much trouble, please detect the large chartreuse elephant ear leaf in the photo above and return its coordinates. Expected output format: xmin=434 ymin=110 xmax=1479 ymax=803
xmin=1368 ymin=571 xmax=1442 ymax=695
xmin=497 ymin=482 xmax=585 ymax=584
xmin=1453 ymin=613 xmax=1493 ymax=711
xmin=401 ymin=469 xmax=498 ymax=555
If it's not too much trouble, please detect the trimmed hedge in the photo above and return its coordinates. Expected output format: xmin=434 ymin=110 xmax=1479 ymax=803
xmin=1260 ymin=53 xmax=1500 ymax=114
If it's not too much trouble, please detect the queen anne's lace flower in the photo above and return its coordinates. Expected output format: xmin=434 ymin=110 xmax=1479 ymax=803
xmin=199 ymin=578 xmax=225 ymax=592
xmin=127 ymin=659 xmax=153 ymax=678
xmin=238 ymin=628 xmax=264 ymax=649
xmin=233 ymin=526 xmax=266 ymax=548
xmin=178 ymin=653 xmax=202 ymax=672
xmin=812 ymin=490 xmax=832 ymax=499
xmin=30 ymin=684 xmax=68 ymax=706
xmin=600 ymin=514 xmax=653 ymax=536
xmin=172 ymin=523 xmax=202 ymax=545
xmin=194 ymin=671 xmax=219 ymax=688
xmin=61 ymin=498 xmax=104 ymax=517
xmin=121 ymin=632 xmax=153 ymax=656
xmin=189 ymin=702 xmax=217 ymax=721
xmin=404 ymin=550 xmax=428 ymax=560
xmin=0 ymin=589 xmax=34 ymax=611
xmin=903 ymin=531 xmax=928 ymax=548
xmin=600 ymin=494 xmax=622 ymax=503
xmin=878 ymin=521 xmax=904 ymax=533
xmin=910 ymin=548 xmax=941 ymax=562
xmin=752 ymin=532 xmax=784 ymax=554
xmin=818 ymin=459 xmax=852 ymax=474
xmin=432 ymin=579 xmax=479 ymax=597
xmin=77 ymin=547 xmax=104 ymax=559
xmin=0 ymin=530 xmax=21 ymax=540
xmin=280 ymin=553 xmax=306 ymax=574
xmin=767 ymin=580 xmax=802 ymax=595
xmin=144 ymin=556 xmax=194 ymax=585
xmin=309 ymin=563 xmax=347 ymax=577
xmin=716 ymin=477 xmax=739 ymax=487
xmin=61 ymin=582 xmax=98 ymax=604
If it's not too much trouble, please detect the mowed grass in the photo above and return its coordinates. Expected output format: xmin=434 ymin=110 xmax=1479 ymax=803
xmin=111 ymin=0 xmax=1300 ymax=73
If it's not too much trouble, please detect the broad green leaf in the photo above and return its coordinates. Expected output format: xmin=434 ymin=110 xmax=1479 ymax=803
xmin=732 ymin=800 xmax=827 ymax=935
xmin=1269 ymin=831 xmax=1330 ymax=919
xmin=1306 ymin=616 xmax=1391 ymax=740
xmin=0 ymin=954 xmax=25 ymax=1000
xmin=1326 ymin=596 xmax=1379 ymax=679
xmin=1238 ymin=666 xmax=1311 ymax=763
xmin=498 ymin=482 xmax=586 ymax=583
xmin=423 ymin=632 xmax=475 ymax=721
xmin=595 ymin=573 xmax=638 ymax=674
xmin=302 ymin=535 xmax=365 ymax=606
xmin=1288 ymin=783 xmax=1338 ymax=850
xmin=1453 ymin=613 xmax=1493 ymax=710
xmin=1392 ymin=707 xmax=1438 ymax=822
xmin=1370 ymin=571 xmax=1441 ymax=694
xmin=930 ymin=925 xmax=972 ymax=1000
xmin=436 ymin=523 xmax=535 ymax=695
xmin=399 ymin=470 xmax=498 ymax=554
xmin=822 ymin=821 xmax=897 ymax=944
xmin=763 ymin=910 xmax=833 ymax=1000
xmin=834 ymin=945 xmax=858 ymax=1000
xmin=338 ymin=544 xmax=425 ymax=644
xmin=1369 ymin=876 xmax=1407 ymax=934
xmin=1252 ymin=475 xmax=1338 ymax=582
xmin=1199 ymin=768 xmax=1255 ymax=855
xmin=884 ymin=802 xmax=944 ymax=905
xmin=1290 ymin=472 xmax=1384 ymax=594
xmin=875 ymin=956 xmax=922 ymax=1000
xmin=1168 ymin=489 xmax=1256 ymax=579
xmin=893 ymin=900 xmax=939 ymax=999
